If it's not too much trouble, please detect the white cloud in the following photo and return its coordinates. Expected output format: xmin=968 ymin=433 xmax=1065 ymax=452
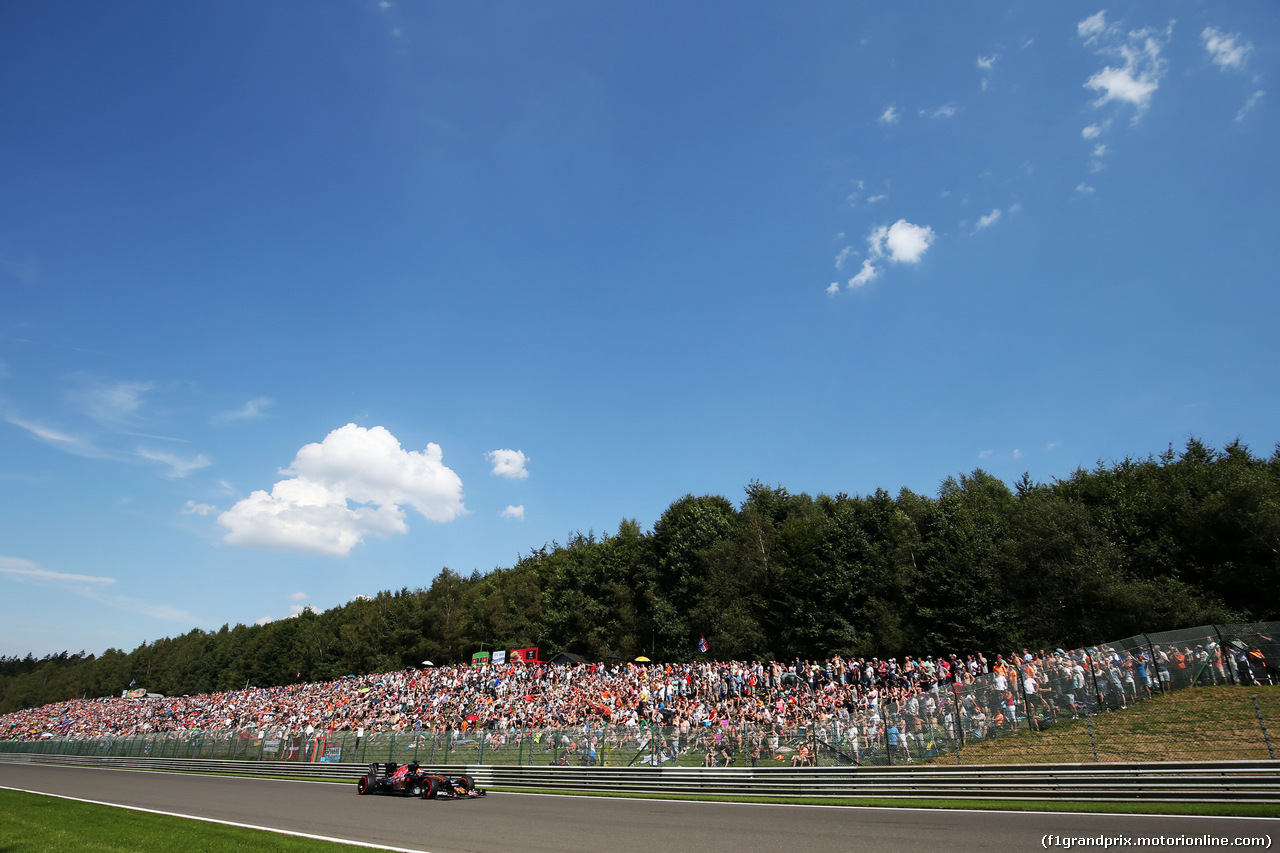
xmin=487 ymin=448 xmax=530 ymax=479
xmin=977 ymin=55 xmax=997 ymax=71
xmin=974 ymin=209 xmax=1002 ymax=232
xmin=825 ymin=281 xmax=840 ymax=296
xmin=0 ymin=555 xmax=196 ymax=623
xmin=1077 ymin=11 xmax=1110 ymax=43
xmin=878 ymin=105 xmax=900 ymax=125
xmin=922 ymin=103 xmax=959 ymax=119
xmin=289 ymin=591 xmax=308 ymax=601
xmin=0 ymin=556 xmax=114 ymax=587
xmin=183 ymin=500 xmax=217 ymax=516
xmin=834 ymin=245 xmax=855 ymax=270
xmin=1046 ymin=441 xmax=1061 ymax=451
xmin=869 ymin=219 xmax=936 ymax=264
xmin=866 ymin=194 xmax=886 ymax=204
xmin=1079 ymin=14 xmax=1173 ymax=117
xmin=501 ymin=505 xmax=525 ymax=520
xmin=1076 ymin=182 xmax=1096 ymax=195
xmin=135 ymin=447 xmax=211 ymax=479
xmin=1081 ymin=122 xmax=1108 ymax=139
xmin=1086 ymin=65 xmax=1160 ymax=110
xmin=6 ymin=416 xmax=106 ymax=459
xmin=219 ymin=423 xmax=466 ymax=556
xmin=846 ymin=259 xmax=879 ymax=289
xmin=978 ymin=450 xmax=993 ymax=460
xmin=67 ymin=377 xmax=153 ymax=425
xmin=1237 ymin=89 xmax=1265 ymax=122
xmin=1202 ymin=27 xmax=1251 ymax=70
xmin=217 ymin=397 xmax=273 ymax=423
xmin=1012 ymin=449 xmax=1024 ymax=459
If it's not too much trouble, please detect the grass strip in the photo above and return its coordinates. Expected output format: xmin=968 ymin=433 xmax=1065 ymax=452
xmin=0 ymin=788 xmax=370 ymax=852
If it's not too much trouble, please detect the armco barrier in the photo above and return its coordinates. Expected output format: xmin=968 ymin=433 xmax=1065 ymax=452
xmin=2 ymin=753 xmax=1277 ymax=803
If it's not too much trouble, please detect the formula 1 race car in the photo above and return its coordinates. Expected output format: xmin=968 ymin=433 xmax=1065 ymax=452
xmin=356 ymin=762 xmax=486 ymax=800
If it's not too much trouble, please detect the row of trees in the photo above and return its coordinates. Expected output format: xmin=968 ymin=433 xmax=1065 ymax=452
xmin=3 ymin=438 xmax=1277 ymax=714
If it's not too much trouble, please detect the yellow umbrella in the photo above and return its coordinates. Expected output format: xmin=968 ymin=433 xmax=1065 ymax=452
xmin=634 ymin=656 xmax=651 ymax=662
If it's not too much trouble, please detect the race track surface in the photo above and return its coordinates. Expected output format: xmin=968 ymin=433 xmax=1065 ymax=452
xmin=1 ymin=763 xmax=1275 ymax=853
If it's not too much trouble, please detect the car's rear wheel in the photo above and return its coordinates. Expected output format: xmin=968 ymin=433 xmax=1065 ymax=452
xmin=357 ymin=776 xmax=371 ymax=795
xmin=420 ymin=777 xmax=438 ymax=799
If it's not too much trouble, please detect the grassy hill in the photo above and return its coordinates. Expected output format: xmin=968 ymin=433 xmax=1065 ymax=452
xmin=942 ymin=686 xmax=1280 ymax=765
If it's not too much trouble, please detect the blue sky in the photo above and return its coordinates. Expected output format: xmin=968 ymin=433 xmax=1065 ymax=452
xmin=2 ymin=2 xmax=1276 ymax=657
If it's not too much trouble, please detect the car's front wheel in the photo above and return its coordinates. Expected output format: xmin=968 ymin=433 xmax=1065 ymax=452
xmin=357 ymin=776 xmax=371 ymax=795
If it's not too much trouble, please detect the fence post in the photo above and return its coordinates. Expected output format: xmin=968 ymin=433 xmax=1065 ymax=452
xmin=1213 ymin=625 xmax=1236 ymax=686
xmin=1085 ymin=713 xmax=1099 ymax=762
xmin=1253 ymin=695 xmax=1275 ymax=760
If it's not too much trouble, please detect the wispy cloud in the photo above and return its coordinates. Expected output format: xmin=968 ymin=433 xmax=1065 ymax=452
xmin=878 ymin=105 xmax=901 ymax=125
xmin=66 ymin=376 xmax=154 ymax=425
xmin=921 ymin=103 xmax=959 ymax=119
xmin=0 ymin=555 xmax=198 ymax=623
xmin=1202 ymin=27 xmax=1251 ymax=70
xmin=973 ymin=208 xmax=1002 ymax=233
xmin=216 ymin=396 xmax=273 ymax=424
xmin=6 ymin=416 xmax=109 ymax=459
xmin=134 ymin=447 xmax=212 ymax=479
xmin=1236 ymin=90 xmax=1265 ymax=123
xmin=182 ymin=500 xmax=217 ymax=516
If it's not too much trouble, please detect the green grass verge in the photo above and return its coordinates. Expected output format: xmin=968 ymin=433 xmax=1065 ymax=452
xmin=0 ymin=789 xmax=360 ymax=852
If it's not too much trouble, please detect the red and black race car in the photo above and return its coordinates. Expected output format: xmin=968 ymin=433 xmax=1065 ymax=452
xmin=356 ymin=762 xmax=486 ymax=800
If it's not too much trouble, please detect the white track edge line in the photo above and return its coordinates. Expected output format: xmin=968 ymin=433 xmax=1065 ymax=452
xmin=0 ymin=784 xmax=432 ymax=853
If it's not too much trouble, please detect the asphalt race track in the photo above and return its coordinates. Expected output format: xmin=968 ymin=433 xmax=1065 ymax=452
xmin=2 ymin=763 xmax=1276 ymax=853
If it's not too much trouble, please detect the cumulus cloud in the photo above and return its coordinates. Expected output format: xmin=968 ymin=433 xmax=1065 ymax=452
xmin=832 ymin=220 xmax=934 ymax=293
xmin=487 ymin=448 xmax=530 ymax=479
xmin=219 ymin=424 xmax=466 ymax=556
xmin=878 ymin=105 xmax=901 ymax=125
xmin=1078 ymin=11 xmax=1173 ymax=117
xmin=1081 ymin=122 xmax=1108 ymax=139
xmin=501 ymin=505 xmax=525 ymax=520
xmin=869 ymin=220 xmax=936 ymax=264
xmin=1202 ymin=27 xmax=1251 ymax=70
xmin=973 ymin=209 xmax=1002 ymax=232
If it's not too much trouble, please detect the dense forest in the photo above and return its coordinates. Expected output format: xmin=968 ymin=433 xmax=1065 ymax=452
xmin=3 ymin=438 xmax=1278 ymax=714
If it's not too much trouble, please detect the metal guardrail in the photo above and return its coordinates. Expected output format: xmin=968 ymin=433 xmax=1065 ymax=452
xmin=2 ymin=753 xmax=1277 ymax=803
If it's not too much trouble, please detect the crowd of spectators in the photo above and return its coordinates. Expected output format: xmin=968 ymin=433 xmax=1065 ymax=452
xmin=2 ymin=637 xmax=1272 ymax=765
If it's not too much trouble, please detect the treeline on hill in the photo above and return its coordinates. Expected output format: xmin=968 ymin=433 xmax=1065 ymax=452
xmin=2 ymin=438 xmax=1278 ymax=715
